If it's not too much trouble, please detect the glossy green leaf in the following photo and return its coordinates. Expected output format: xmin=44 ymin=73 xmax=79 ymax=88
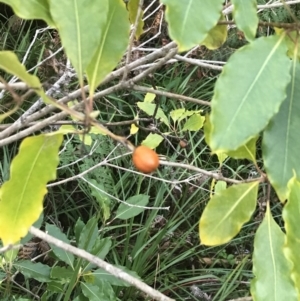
xmin=86 ymin=0 xmax=129 ymax=94
xmin=0 ymin=0 xmax=55 ymax=27
xmin=49 ymin=0 xmax=108 ymax=82
xmin=251 ymin=203 xmax=297 ymax=301
xmin=210 ymin=34 xmax=291 ymax=152
xmin=201 ymin=15 xmax=227 ymax=50
xmin=128 ymin=0 xmax=144 ymax=39
xmin=142 ymin=133 xmax=164 ymax=149
xmin=263 ymin=60 xmax=300 ymax=202
xmin=182 ymin=113 xmax=205 ymax=131
xmin=116 ymin=194 xmax=149 ymax=220
xmin=16 ymin=261 xmax=51 ymax=283
xmin=137 ymin=102 xmax=169 ymax=126
xmin=161 ymin=0 xmax=224 ymax=52
xmin=0 ymin=133 xmax=63 ymax=246
xmin=232 ymin=0 xmax=258 ymax=42
xmin=78 ymin=217 xmax=98 ymax=252
xmin=283 ymin=177 xmax=300 ymax=297
xmin=200 ymin=182 xmax=258 ymax=246
xmin=46 ymin=223 xmax=74 ymax=267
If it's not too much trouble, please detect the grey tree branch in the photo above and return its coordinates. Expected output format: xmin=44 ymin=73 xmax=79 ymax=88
xmin=29 ymin=226 xmax=175 ymax=301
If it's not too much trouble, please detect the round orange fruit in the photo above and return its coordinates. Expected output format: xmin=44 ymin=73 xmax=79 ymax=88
xmin=132 ymin=145 xmax=159 ymax=173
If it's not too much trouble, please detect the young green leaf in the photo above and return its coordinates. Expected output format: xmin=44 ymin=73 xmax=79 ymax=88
xmin=182 ymin=113 xmax=205 ymax=131
xmin=137 ymin=102 xmax=169 ymax=126
xmin=210 ymin=34 xmax=291 ymax=152
xmin=263 ymin=60 xmax=300 ymax=202
xmin=116 ymin=194 xmax=149 ymax=220
xmin=15 ymin=261 xmax=51 ymax=283
xmin=142 ymin=133 xmax=164 ymax=149
xmin=161 ymin=0 xmax=224 ymax=52
xmin=86 ymin=0 xmax=129 ymax=95
xmin=0 ymin=133 xmax=63 ymax=246
xmin=0 ymin=0 xmax=55 ymax=27
xmin=46 ymin=223 xmax=74 ymax=267
xmin=199 ymin=182 xmax=258 ymax=246
xmin=231 ymin=0 xmax=259 ymax=42
xmin=283 ymin=177 xmax=300 ymax=298
xmin=49 ymin=0 xmax=109 ymax=82
xmin=251 ymin=203 xmax=297 ymax=301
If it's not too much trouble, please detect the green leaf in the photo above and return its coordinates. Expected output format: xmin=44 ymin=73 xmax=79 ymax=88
xmin=0 ymin=0 xmax=55 ymax=27
xmin=46 ymin=224 xmax=74 ymax=267
xmin=161 ymin=0 xmax=224 ymax=52
xmin=251 ymin=203 xmax=297 ymax=301
xmin=142 ymin=133 xmax=164 ymax=149
xmin=214 ymin=181 xmax=227 ymax=195
xmin=0 ymin=51 xmax=54 ymax=105
xmin=49 ymin=0 xmax=109 ymax=82
xmin=16 ymin=261 xmax=51 ymax=283
xmin=50 ymin=266 xmax=74 ymax=283
xmin=0 ymin=51 xmax=41 ymax=87
xmin=182 ymin=113 xmax=205 ymax=131
xmin=78 ymin=217 xmax=98 ymax=252
xmin=75 ymin=218 xmax=85 ymax=245
xmin=0 ymin=134 xmax=63 ymax=246
xmin=90 ymin=180 xmax=111 ymax=222
xmin=199 ymin=182 xmax=258 ymax=246
xmin=82 ymin=238 xmax=112 ymax=272
xmin=226 ymin=136 xmax=257 ymax=162
xmin=137 ymin=101 xmax=169 ymax=126
xmin=81 ymin=282 xmax=115 ymax=301
xmin=47 ymin=280 xmax=64 ymax=293
xmin=231 ymin=0 xmax=259 ymax=42
xmin=170 ymin=108 xmax=186 ymax=123
xmin=283 ymin=177 xmax=300 ymax=298
xmin=205 ymin=114 xmax=256 ymax=162
xmin=93 ymin=266 xmax=141 ymax=287
xmin=116 ymin=194 xmax=149 ymax=220
xmin=128 ymin=0 xmax=144 ymax=39
xmin=144 ymin=92 xmax=156 ymax=103
xmin=210 ymin=34 xmax=291 ymax=153
xmin=201 ymin=14 xmax=227 ymax=50
xmin=263 ymin=60 xmax=300 ymax=202
xmin=86 ymin=0 xmax=129 ymax=94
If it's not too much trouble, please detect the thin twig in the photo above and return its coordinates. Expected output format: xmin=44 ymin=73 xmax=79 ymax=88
xmin=29 ymin=226 xmax=175 ymax=301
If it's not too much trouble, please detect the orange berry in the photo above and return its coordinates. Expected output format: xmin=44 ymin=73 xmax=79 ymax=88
xmin=132 ymin=145 xmax=159 ymax=173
